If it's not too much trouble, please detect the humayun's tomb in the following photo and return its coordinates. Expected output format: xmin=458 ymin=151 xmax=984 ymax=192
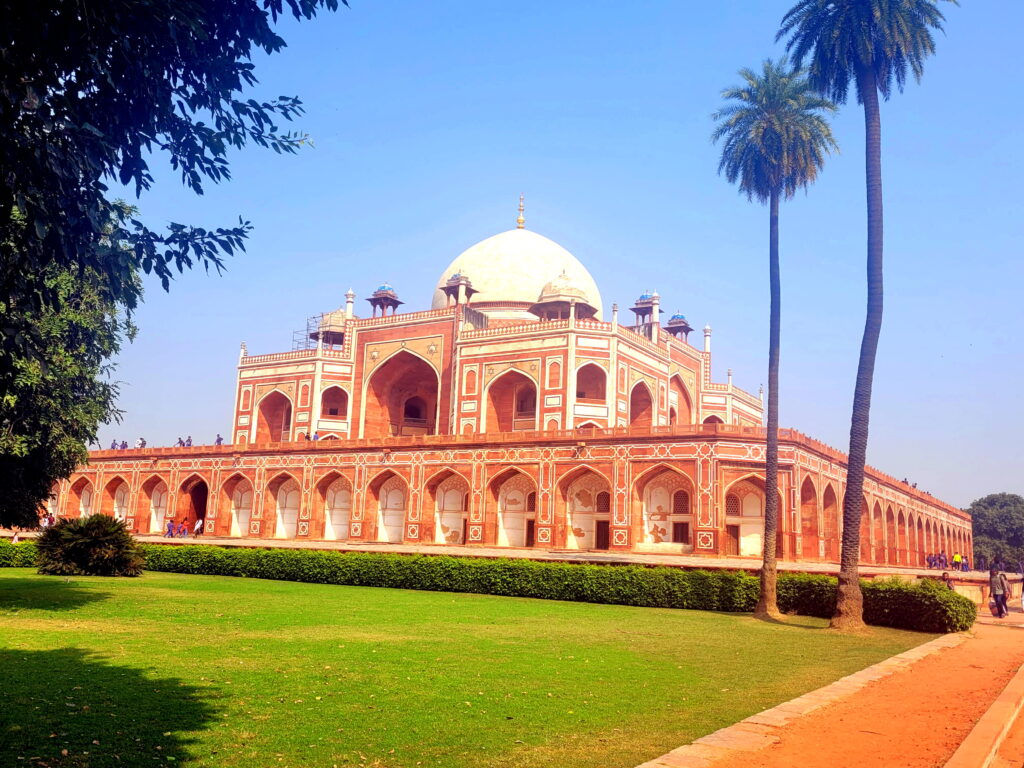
xmin=51 ymin=202 xmax=971 ymax=564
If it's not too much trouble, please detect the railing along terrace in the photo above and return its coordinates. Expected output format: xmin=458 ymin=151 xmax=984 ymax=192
xmin=86 ymin=424 xmax=965 ymax=516
xmin=242 ymin=347 xmax=350 ymax=365
xmin=461 ymin=319 xmax=571 ymax=339
xmin=352 ymin=307 xmax=455 ymax=328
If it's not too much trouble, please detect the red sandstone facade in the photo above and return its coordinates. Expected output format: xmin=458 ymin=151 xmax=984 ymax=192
xmin=52 ymin=218 xmax=972 ymax=563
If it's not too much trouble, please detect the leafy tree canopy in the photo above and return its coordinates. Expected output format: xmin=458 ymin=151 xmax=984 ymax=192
xmin=0 ymin=0 xmax=343 ymax=526
xmin=0 ymin=206 xmax=135 ymax=528
xmin=968 ymin=493 xmax=1024 ymax=549
xmin=2 ymin=0 xmax=343 ymax=322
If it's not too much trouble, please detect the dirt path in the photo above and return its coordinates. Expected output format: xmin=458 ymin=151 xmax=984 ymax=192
xmin=713 ymin=621 xmax=1024 ymax=768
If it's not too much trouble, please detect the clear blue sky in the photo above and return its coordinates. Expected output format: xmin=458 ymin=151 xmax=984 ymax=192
xmin=100 ymin=1 xmax=1023 ymax=508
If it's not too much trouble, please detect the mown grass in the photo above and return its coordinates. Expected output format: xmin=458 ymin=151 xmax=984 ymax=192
xmin=0 ymin=569 xmax=934 ymax=768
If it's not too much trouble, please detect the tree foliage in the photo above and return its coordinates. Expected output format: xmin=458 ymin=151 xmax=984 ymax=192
xmin=0 ymin=0 xmax=343 ymax=526
xmin=36 ymin=514 xmax=144 ymax=577
xmin=712 ymin=58 xmax=837 ymax=204
xmin=777 ymin=0 xmax=955 ymax=631
xmin=711 ymin=59 xmax=836 ymax=619
xmin=0 ymin=206 xmax=135 ymax=528
xmin=969 ymin=494 xmax=1024 ymax=551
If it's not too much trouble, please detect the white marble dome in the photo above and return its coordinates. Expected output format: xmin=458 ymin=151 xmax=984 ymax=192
xmin=431 ymin=228 xmax=603 ymax=320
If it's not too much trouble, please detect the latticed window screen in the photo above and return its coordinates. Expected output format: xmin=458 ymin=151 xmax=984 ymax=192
xmin=672 ymin=490 xmax=690 ymax=515
xmin=596 ymin=491 xmax=611 ymax=513
xmin=726 ymin=494 xmax=741 ymax=517
xmin=527 ymin=492 xmax=537 ymax=512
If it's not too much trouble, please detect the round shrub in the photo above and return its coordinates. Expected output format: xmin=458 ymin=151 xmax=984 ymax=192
xmin=37 ymin=514 xmax=143 ymax=576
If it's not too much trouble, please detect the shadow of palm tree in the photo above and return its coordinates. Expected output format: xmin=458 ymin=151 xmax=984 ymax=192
xmin=0 ymin=577 xmax=110 ymax=613
xmin=0 ymin=648 xmax=219 ymax=766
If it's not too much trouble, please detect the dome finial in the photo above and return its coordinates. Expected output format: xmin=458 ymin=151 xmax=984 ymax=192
xmin=516 ymin=194 xmax=525 ymax=229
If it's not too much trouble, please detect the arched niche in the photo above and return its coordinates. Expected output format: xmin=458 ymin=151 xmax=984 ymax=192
xmin=256 ymin=390 xmax=293 ymax=443
xmin=363 ymin=351 xmax=439 ymax=438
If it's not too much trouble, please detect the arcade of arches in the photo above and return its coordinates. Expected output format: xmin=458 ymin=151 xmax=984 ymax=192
xmin=55 ymin=436 xmax=971 ymax=564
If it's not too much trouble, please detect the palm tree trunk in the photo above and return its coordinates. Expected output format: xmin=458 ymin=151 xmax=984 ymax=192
xmin=831 ymin=67 xmax=884 ymax=631
xmin=756 ymin=188 xmax=782 ymax=619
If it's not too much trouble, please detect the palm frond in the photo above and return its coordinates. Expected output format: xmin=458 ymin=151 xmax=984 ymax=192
xmin=711 ymin=58 xmax=839 ymax=203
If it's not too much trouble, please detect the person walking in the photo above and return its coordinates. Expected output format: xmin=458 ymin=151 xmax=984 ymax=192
xmin=185 ymin=436 xmax=193 ymax=447
xmin=176 ymin=521 xmax=188 ymax=538
xmin=165 ymin=519 xmax=175 ymax=538
xmin=952 ymin=552 xmax=962 ymax=570
xmin=990 ymin=568 xmax=1011 ymax=619
xmin=193 ymin=518 xmax=204 ymax=537
xmin=175 ymin=437 xmax=185 ymax=447
xmin=215 ymin=433 xmax=224 ymax=446
xmin=110 ymin=438 xmax=118 ymax=450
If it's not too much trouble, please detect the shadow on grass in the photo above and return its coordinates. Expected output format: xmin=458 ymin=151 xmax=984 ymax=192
xmin=0 ymin=577 xmax=110 ymax=613
xmin=0 ymin=648 xmax=219 ymax=767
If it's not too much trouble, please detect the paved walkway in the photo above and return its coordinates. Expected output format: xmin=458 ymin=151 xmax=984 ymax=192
xmin=638 ymin=610 xmax=1024 ymax=768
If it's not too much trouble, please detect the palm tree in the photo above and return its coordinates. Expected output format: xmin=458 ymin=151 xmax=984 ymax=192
xmin=778 ymin=0 xmax=954 ymax=630
xmin=712 ymin=58 xmax=837 ymax=619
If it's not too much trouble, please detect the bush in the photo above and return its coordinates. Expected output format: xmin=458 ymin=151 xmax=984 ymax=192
xmin=36 ymin=515 xmax=143 ymax=576
xmin=137 ymin=544 xmax=975 ymax=632
xmin=0 ymin=538 xmax=38 ymax=567
xmin=863 ymin=577 xmax=976 ymax=633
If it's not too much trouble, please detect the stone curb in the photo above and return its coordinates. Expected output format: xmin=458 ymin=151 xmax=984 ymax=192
xmin=942 ymin=658 xmax=1024 ymax=768
xmin=634 ymin=631 xmax=968 ymax=768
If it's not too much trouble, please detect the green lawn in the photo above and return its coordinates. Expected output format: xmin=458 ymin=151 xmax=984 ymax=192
xmin=0 ymin=569 xmax=932 ymax=768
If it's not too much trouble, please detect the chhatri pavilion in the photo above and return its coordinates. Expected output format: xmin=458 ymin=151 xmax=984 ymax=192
xmin=52 ymin=201 xmax=972 ymax=564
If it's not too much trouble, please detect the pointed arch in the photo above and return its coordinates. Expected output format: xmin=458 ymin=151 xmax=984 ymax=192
xmin=101 ymin=476 xmax=131 ymax=522
xmin=897 ymin=508 xmax=908 ymax=565
xmin=362 ymin=349 xmax=440 ymax=438
xmin=723 ymin=474 xmax=783 ymax=558
xmin=320 ymin=385 xmax=349 ymax=420
xmin=316 ymin=471 xmax=353 ymax=541
xmin=427 ymin=468 xmax=470 ymax=545
xmin=484 ymin=369 xmax=538 ymax=433
xmin=799 ymin=477 xmax=819 ymax=560
xmin=628 ymin=381 xmax=654 ymax=428
xmin=575 ymin=363 xmax=607 ymax=402
xmin=368 ymin=470 xmax=408 ymax=543
xmin=219 ymin=472 xmax=254 ymax=537
xmin=633 ymin=464 xmax=697 ymax=549
xmin=69 ymin=477 xmax=94 ymax=518
xmin=557 ymin=465 xmax=612 ymax=551
xmin=255 ymin=389 xmax=294 ymax=444
xmin=822 ymin=483 xmax=839 ymax=561
xmin=668 ymin=374 xmax=694 ymax=426
xmin=265 ymin=472 xmax=301 ymax=539
xmin=703 ymin=414 xmax=724 ymax=425
xmin=174 ymin=473 xmax=209 ymax=532
xmin=139 ymin=474 xmax=170 ymax=534
xmin=489 ymin=467 xmax=538 ymax=548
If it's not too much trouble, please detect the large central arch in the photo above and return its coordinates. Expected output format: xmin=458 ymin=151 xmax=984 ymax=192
xmin=363 ymin=351 xmax=440 ymax=438
xmin=256 ymin=391 xmax=293 ymax=443
xmin=629 ymin=382 xmax=654 ymax=428
xmin=485 ymin=370 xmax=537 ymax=433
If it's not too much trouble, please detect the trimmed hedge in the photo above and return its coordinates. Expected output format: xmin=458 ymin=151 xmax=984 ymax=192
xmin=0 ymin=539 xmax=38 ymax=567
xmin=0 ymin=539 xmax=976 ymax=632
xmin=136 ymin=544 xmax=975 ymax=633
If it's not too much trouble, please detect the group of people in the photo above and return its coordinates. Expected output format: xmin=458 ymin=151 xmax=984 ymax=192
xmin=105 ymin=434 xmax=226 ymax=450
xmin=927 ymin=551 xmax=971 ymax=572
xmin=109 ymin=438 xmax=144 ymax=450
xmin=163 ymin=519 xmax=205 ymax=538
